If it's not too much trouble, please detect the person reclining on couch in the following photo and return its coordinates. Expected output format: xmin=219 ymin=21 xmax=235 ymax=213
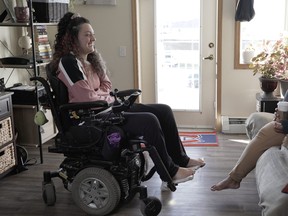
xmin=49 ymin=12 xmax=205 ymax=187
xmin=211 ymin=93 xmax=288 ymax=191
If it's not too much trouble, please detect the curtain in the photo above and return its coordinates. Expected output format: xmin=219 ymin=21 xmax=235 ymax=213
xmin=235 ymin=0 xmax=255 ymax=22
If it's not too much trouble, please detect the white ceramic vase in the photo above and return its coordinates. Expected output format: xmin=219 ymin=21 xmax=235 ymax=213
xmin=242 ymin=50 xmax=255 ymax=64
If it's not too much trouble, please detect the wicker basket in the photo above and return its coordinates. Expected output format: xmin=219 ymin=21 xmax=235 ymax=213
xmin=0 ymin=143 xmax=16 ymax=174
xmin=0 ymin=117 xmax=13 ymax=148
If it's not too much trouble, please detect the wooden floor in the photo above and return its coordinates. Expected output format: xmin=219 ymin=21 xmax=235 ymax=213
xmin=0 ymin=133 xmax=262 ymax=216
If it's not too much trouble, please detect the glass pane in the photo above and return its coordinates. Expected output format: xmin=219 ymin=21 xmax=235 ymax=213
xmin=155 ymin=0 xmax=200 ymax=110
xmin=240 ymin=0 xmax=287 ymax=64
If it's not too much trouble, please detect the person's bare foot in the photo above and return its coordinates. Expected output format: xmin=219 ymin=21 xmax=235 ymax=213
xmin=210 ymin=176 xmax=240 ymax=191
xmin=172 ymin=167 xmax=195 ymax=183
xmin=186 ymin=158 xmax=206 ymax=170
xmin=161 ymin=167 xmax=195 ymax=191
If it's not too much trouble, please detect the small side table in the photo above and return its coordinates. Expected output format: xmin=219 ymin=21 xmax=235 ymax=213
xmin=256 ymin=93 xmax=282 ymax=113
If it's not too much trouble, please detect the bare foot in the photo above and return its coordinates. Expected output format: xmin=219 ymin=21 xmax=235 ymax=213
xmin=186 ymin=158 xmax=206 ymax=169
xmin=161 ymin=167 xmax=195 ymax=192
xmin=210 ymin=176 xmax=240 ymax=191
xmin=173 ymin=167 xmax=195 ymax=183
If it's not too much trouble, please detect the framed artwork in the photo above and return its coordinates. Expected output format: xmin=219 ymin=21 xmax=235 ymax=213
xmin=1 ymin=0 xmax=16 ymax=22
xmin=84 ymin=0 xmax=116 ymax=5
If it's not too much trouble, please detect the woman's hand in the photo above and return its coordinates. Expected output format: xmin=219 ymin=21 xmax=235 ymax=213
xmin=273 ymin=107 xmax=284 ymax=133
xmin=273 ymin=108 xmax=281 ymax=122
xmin=274 ymin=121 xmax=284 ymax=133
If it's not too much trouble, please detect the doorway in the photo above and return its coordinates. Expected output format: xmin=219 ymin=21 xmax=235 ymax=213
xmin=155 ymin=0 xmax=217 ymax=128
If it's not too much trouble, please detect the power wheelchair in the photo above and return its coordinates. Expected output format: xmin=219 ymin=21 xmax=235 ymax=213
xmin=30 ymin=65 xmax=177 ymax=216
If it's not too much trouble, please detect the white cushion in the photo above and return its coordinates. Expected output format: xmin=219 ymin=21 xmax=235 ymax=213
xmin=256 ymin=146 xmax=288 ymax=216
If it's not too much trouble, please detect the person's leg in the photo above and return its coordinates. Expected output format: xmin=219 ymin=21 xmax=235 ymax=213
xmin=211 ymin=121 xmax=285 ymax=191
xmin=245 ymin=112 xmax=274 ymax=139
xmin=128 ymin=103 xmax=204 ymax=167
xmin=120 ymin=112 xmax=194 ymax=181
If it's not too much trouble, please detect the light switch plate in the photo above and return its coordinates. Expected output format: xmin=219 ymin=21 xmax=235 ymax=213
xmin=119 ymin=46 xmax=126 ymax=57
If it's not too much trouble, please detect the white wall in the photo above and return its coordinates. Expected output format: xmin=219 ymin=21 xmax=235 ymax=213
xmin=0 ymin=0 xmax=45 ymax=87
xmin=1 ymin=0 xmax=267 ymax=121
xmin=1 ymin=1 xmax=134 ymax=90
xmin=0 ymin=27 xmax=30 ymax=87
xmin=138 ymin=0 xmax=155 ymax=103
xmin=221 ymin=0 xmax=261 ymax=117
xmin=74 ymin=2 xmax=134 ymax=91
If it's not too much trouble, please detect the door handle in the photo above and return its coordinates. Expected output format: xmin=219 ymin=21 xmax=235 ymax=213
xmin=203 ymin=54 xmax=214 ymax=60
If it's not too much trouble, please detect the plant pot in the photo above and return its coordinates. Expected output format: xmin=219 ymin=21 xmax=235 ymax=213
xmin=14 ymin=6 xmax=29 ymax=23
xmin=259 ymin=77 xmax=278 ymax=98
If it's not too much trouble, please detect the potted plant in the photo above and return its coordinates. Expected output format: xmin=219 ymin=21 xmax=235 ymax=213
xmin=249 ymin=35 xmax=288 ymax=97
xmin=249 ymin=36 xmax=288 ymax=79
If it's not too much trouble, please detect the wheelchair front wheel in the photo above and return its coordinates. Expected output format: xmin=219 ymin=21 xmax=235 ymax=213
xmin=71 ymin=167 xmax=121 ymax=216
xmin=140 ymin=196 xmax=162 ymax=216
xmin=42 ymin=181 xmax=56 ymax=206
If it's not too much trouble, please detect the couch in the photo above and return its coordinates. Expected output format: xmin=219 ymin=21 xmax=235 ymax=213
xmin=245 ymin=112 xmax=288 ymax=216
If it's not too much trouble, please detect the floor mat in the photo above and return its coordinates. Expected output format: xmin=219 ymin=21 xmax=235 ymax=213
xmin=179 ymin=131 xmax=218 ymax=147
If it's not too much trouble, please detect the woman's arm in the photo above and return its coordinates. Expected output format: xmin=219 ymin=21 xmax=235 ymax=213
xmin=57 ymin=54 xmax=114 ymax=103
xmin=98 ymin=72 xmax=112 ymax=94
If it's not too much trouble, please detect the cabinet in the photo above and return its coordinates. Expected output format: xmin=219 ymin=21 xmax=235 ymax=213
xmin=0 ymin=92 xmax=17 ymax=179
xmin=7 ymin=85 xmax=57 ymax=148
xmin=256 ymin=93 xmax=282 ymax=113
xmin=13 ymin=105 xmax=56 ymax=145
xmin=0 ymin=1 xmax=59 ymax=163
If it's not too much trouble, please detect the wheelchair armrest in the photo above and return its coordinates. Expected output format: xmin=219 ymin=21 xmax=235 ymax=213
xmin=59 ymin=100 xmax=109 ymax=112
xmin=111 ymin=89 xmax=141 ymax=98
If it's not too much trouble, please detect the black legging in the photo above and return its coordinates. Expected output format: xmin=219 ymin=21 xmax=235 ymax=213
xmin=119 ymin=111 xmax=178 ymax=179
xmin=128 ymin=103 xmax=190 ymax=167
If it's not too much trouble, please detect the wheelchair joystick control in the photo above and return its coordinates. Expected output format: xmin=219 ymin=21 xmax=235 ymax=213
xmin=111 ymin=89 xmax=121 ymax=106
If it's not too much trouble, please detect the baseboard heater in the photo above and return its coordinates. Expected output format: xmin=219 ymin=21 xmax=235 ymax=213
xmin=221 ymin=116 xmax=247 ymax=134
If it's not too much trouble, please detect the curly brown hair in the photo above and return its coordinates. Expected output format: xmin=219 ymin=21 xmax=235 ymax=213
xmin=50 ymin=12 xmax=107 ymax=80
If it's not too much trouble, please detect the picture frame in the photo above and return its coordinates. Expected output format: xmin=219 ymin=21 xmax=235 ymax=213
xmin=85 ymin=0 xmax=117 ymax=5
xmin=1 ymin=0 xmax=16 ymax=22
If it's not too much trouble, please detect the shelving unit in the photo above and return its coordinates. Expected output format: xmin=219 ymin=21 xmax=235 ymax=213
xmin=0 ymin=0 xmax=59 ymax=164
xmin=0 ymin=92 xmax=17 ymax=179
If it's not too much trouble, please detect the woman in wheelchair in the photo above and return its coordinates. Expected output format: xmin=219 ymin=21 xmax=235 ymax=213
xmin=50 ymin=12 xmax=205 ymax=187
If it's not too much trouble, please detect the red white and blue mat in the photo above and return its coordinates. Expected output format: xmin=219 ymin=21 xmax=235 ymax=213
xmin=179 ymin=131 xmax=218 ymax=147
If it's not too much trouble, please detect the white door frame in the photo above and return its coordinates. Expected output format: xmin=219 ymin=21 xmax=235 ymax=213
xmin=131 ymin=0 xmax=223 ymax=131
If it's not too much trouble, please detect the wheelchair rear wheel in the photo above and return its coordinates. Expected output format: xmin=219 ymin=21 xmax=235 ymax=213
xmin=71 ymin=167 xmax=121 ymax=216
